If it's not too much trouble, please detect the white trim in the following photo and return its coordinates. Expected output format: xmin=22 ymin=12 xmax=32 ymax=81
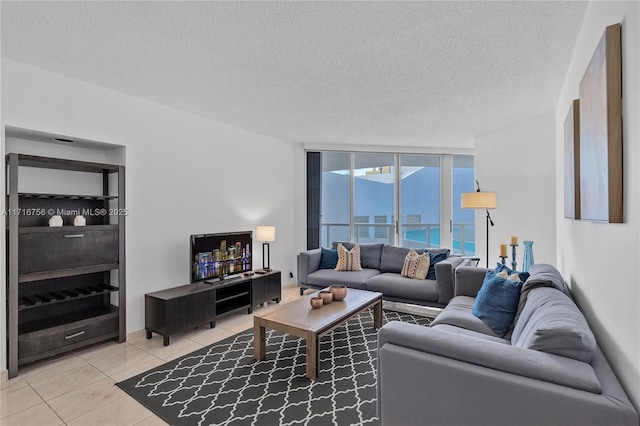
xmin=394 ymin=155 xmax=401 ymax=245
xmin=440 ymin=155 xmax=453 ymax=250
xmin=303 ymin=143 xmax=473 ymax=155
xmin=349 ymin=153 xmax=355 ymax=242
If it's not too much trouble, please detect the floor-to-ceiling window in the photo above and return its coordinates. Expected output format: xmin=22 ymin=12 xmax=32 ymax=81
xmin=311 ymin=151 xmax=474 ymax=256
xmin=320 ymin=152 xmax=350 ymax=248
xmin=353 ymin=153 xmax=395 ymax=245
xmin=400 ymin=154 xmax=440 ymax=249
xmin=452 ymin=155 xmax=475 ymax=255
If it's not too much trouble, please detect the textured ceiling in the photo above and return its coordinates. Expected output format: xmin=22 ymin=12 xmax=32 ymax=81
xmin=1 ymin=1 xmax=587 ymax=148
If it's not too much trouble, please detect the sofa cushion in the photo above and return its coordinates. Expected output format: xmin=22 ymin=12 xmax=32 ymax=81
xmin=380 ymin=245 xmax=420 ymax=273
xmin=335 ymin=243 xmax=363 ymax=271
xmin=331 ymin=242 xmax=384 ymax=270
xmin=426 ymin=251 xmax=448 ymax=280
xmin=306 ymin=268 xmax=381 ymax=290
xmin=514 ymin=263 xmax=571 ymax=326
xmin=401 ymin=249 xmax=430 ymax=280
xmin=472 ymin=271 xmax=524 ymax=337
xmin=522 ymin=263 xmax=570 ymax=295
xmin=433 ymin=323 xmax=511 ymax=345
xmin=512 ymin=287 xmax=597 ymax=363
xmin=431 ymin=295 xmax=501 ymax=338
xmin=365 ymin=273 xmax=438 ymax=302
xmin=319 ymin=247 xmax=338 ymax=269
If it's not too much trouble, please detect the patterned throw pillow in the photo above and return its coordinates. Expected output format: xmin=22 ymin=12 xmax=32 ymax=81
xmin=414 ymin=253 xmax=431 ymax=280
xmin=335 ymin=243 xmax=363 ymax=271
xmin=496 ymin=270 xmax=522 ymax=282
xmin=401 ymin=249 xmax=431 ymax=280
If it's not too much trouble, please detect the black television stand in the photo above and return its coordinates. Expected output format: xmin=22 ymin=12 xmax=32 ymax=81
xmin=145 ymin=270 xmax=281 ymax=345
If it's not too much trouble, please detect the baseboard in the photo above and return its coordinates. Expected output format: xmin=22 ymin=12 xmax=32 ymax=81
xmin=382 ymin=300 xmax=442 ymax=319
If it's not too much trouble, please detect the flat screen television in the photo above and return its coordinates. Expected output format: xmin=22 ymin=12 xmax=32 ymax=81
xmin=190 ymin=231 xmax=252 ymax=282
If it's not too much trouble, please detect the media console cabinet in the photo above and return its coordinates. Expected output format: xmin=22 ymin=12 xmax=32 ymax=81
xmin=145 ymin=270 xmax=281 ymax=345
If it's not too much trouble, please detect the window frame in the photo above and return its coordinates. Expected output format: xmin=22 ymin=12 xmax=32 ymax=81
xmin=310 ymin=150 xmax=474 ymax=254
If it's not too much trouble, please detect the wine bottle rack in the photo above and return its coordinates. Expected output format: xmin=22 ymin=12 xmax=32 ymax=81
xmin=18 ymin=284 xmax=119 ymax=310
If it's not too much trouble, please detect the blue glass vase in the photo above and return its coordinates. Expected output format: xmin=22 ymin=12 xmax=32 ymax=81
xmin=522 ymin=241 xmax=534 ymax=272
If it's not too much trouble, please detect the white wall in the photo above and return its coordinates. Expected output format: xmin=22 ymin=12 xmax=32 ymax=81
xmin=555 ymin=1 xmax=640 ymax=411
xmin=474 ymin=113 xmax=557 ymax=268
xmin=1 ymin=59 xmax=297 ymax=372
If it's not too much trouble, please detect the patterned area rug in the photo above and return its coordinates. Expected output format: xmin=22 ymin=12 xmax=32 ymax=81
xmin=117 ymin=310 xmax=431 ymax=426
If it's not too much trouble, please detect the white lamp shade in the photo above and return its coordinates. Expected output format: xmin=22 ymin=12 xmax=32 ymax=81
xmin=461 ymin=192 xmax=497 ymax=209
xmin=256 ymin=226 xmax=276 ymax=242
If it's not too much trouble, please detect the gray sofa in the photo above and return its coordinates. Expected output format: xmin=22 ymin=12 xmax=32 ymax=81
xmin=377 ymin=264 xmax=638 ymax=426
xmin=297 ymin=242 xmax=471 ymax=307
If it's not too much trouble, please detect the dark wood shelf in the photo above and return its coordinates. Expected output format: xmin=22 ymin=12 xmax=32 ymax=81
xmin=18 ymin=192 xmax=118 ymax=201
xmin=18 ymin=224 xmax=118 ymax=234
xmin=217 ymin=295 xmax=251 ymax=316
xmin=18 ymin=263 xmax=120 ymax=283
xmin=9 ymin=153 xmax=119 ymax=173
xmin=216 ymin=291 xmax=250 ymax=304
xmin=18 ymin=284 xmax=119 ymax=311
xmin=6 ymin=152 xmax=126 ymax=378
xmin=18 ymin=305 xmax=118 ymax=335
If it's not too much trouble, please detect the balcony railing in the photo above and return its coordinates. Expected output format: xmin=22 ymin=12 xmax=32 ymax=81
xmin=320 ymin=222 xmax=475 ymax=255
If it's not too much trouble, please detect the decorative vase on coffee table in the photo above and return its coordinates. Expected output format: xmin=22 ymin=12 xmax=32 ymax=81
xmin=522 ymin=240 xmax=534 ymax=272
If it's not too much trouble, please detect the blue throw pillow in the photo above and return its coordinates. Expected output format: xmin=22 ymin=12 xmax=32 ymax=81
xmin=473 ymin=271 xmax=524 ymax=337
xmin=494 ymin=263 xmax=530 ymax=282
xmin=426 ymin=251 xmax=448 ymax=280
xmin=319 ymin=248 xmax=338 ymax=269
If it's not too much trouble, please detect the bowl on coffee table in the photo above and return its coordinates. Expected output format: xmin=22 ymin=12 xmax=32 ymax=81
xmin=318 ymin=290 xmax=333 ymax=304
xmin=310 ymin=296 xmax=324 ymax=309
xmin=329 ymin=285 xmax=348 ymax=301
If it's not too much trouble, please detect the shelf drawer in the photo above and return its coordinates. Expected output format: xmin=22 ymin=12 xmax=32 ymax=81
xmin=19 ymin=227 xmax=118 ymax=274
xmin=18 ymin=311 xmax=118 ymax=361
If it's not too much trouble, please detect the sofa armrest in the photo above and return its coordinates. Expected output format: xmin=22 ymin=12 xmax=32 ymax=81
xmin=434 ymin=256 xmax=470 ymax=304
xmin=454 ymin=265 xmax=490 ymax=297
xmin=378 ymin=322 xmax=637 ymax=426
xmin=297 ymin=248 xmax=322 ymax=286
xmin=378 ymin=321 xmax=601 ymax=393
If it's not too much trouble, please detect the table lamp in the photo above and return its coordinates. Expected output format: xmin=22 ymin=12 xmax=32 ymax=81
xmin=256 ymin=226 xmax=276 ymax=272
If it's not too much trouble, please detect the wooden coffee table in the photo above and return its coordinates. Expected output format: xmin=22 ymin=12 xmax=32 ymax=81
xmin=253 ymin=288 xmax=383 ymax=379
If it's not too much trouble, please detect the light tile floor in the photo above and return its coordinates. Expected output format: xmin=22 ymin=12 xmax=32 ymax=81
xmin=1 ymin=285 xmax=301 ymax=425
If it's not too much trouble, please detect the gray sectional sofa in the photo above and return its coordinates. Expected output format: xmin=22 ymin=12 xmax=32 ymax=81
xmin=377 ymin=264 xmax=638 ymax=426
xmin=297 ymin=242 xmax=471 ymax=307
